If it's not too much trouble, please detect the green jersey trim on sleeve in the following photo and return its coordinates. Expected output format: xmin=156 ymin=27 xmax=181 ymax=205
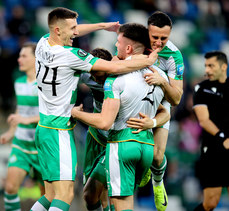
xmin=158 ymin=45 xmax=184 ymax=80
xmin=63 ymin=46 xmax=99 ymax=65
xmin=104 ymin=75 xmax=118 ymax=100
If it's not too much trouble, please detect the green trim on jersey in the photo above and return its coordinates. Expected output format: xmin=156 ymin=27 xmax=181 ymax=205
xmin=63 ymin=46 xmax=99 ymax=68
xmin=88 ymin=126 xmax=107 ymax=147
xmin=14 ymin=75 xmax=39 ymax=150
xmin=43 ymin=33 xmax=50 ymax=38
xmin=70 ymin=89 xmax=77 ymax=104
xmin=18 ymin=123 xmax=37 ymax=129
xmin=156 ymin=43 xmax=184 ymax=80
xmin=39 ymin=112 xmax=76 ymax=130
xmin=104 ymin=75 xmax=118 ymax=99
xmin=108 ymin=128 xmax=154 ymax=145
xmin=74 ymin=72 xmax=81 ymax=77
xmin=12 ymin=137 xmax=37 ymax=153
xmin=16 ymin=95 xmax=39 ymax=106
xmin=15 ymin=75 xmax=27 ymax=83
xmin=15 ymin=76 xmax=38 ymax=108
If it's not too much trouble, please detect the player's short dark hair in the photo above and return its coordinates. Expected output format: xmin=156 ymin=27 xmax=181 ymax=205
xmin=22 ymin=42 xmax=37 ymax=55
xmin=205 ymin=51 xmax=228 ymax=65
xmin=90 ymin=48 xmax=113 ymax=61
xmin=48 ymin=7 xmax=78 ymax=27
xmin=148 ymin=11 xmax=172 ymax=29
xmin=118 ymin=23 xmax=150 ymax=49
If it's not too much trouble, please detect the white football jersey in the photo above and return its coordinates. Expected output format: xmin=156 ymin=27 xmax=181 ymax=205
xmin=104 ymin=65 xmax=168 ymax=131
xmin=35 ymin=34 xmax=99 ymax=129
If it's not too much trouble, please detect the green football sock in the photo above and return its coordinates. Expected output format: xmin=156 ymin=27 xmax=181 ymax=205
xmin=4 ymin=192 xmax=20 ymax=211
xmin=49 ymin=199 xmax=70 ymax=211
xmin=151 ymin=155 xmax=167 ymax=185
xmin=30 ymin=195 xmax=51 ymax=211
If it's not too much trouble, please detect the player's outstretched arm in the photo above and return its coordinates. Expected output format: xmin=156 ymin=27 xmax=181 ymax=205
xmin=77 ymin=22 xmax=120 ymax=37
xmin=92 ymin=49 xmax=159 ymax=74
xmin=71 ymin=98 xmax=120 ymax=130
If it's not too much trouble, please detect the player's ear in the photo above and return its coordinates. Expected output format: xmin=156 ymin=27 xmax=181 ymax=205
xmin=221 ymin=63 xmax=227 ymax=72
xmin=126 ymin=45 xmax=133 ymax=54
xmin=54 ymin=26 xmax=61 ymax=36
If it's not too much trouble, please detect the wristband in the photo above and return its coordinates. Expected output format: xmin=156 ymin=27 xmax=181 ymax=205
xmin=215 ymin=131 xmax=227 ymax=143
xmin=152 ymin=118 xmax=157 ymax=128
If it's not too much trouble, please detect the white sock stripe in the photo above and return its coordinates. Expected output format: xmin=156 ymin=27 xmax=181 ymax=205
xmin=152 ymin=157 xmax=167 ymax=171
xmin=5 ymin=205 xmax=20 ymax=210
xmin=49 ymin=207 xmax=62 ymax=211
xmin=31 ymin=201 xmax=48 ymax=211
xmin=160 ymin=158 xmax=167 ymax=170
xmin=4 ymin=196 xmax=20 ymax=203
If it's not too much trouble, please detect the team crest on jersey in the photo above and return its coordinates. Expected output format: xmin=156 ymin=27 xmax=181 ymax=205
xmin=176 ymin=64 xmax=184 ymax=76
xmin=77 ymin=49 xmax=88 ymax=57
xmin=154 ymin=58 xmax=160 ymax=67
xmin=104 ymin=80 xmax=112 ymax=91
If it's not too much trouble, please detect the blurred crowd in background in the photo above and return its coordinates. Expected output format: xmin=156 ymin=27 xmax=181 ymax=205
xmin=0 ymin=0 xmax=229 ymax=210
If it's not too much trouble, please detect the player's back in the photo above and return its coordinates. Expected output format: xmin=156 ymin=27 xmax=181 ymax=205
xmin=105 ymin=66 xmax=167 ymax=131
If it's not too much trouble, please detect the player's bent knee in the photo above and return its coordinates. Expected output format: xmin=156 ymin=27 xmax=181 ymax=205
xmin=5 ymin=182 xmax=19 ymax=194
xmin=153 ymin=149 xmax=165 ymax=163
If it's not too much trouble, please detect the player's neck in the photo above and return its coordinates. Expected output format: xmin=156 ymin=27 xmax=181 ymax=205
xmin=26 ymin=69 xmax=36 ymax=83
xmin=48 ymin=36 xmax=61 ymax=46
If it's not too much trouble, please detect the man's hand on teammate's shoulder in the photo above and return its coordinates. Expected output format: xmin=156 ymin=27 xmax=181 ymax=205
xmin=148 ymin=48 xmax=159 ymax=65
xmin=144 ymin=68 xmax=167 ymax=86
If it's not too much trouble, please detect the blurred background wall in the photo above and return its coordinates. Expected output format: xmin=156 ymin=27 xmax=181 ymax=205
xmin=0 ymin=0 xmax=229 ymax=210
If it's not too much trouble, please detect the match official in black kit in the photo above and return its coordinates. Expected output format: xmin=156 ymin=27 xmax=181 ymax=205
xmin=193 ymin=51 xmax=229 ymax=211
